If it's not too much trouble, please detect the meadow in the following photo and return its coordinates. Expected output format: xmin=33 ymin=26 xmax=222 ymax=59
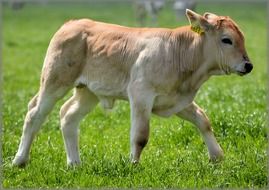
xmin=2 ymin=1 xmax=268 ymax=188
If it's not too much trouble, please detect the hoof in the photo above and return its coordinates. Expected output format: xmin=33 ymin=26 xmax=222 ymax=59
xmin=209 ymin=150 xmax=224 ymax=163
xmin=209 ymin=156 xmax=224 ymax=163
xmin=67 ymin=160 xmax=81 ymax=168
xmin=130 ymin=154 xmax=140 ymax=165
xmin=131 ymin=159 xmax=140 ymax=165
xmin=12 ymin=156 xmax=29 ymax=168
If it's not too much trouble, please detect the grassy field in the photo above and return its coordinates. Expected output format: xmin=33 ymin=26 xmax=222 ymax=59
xmin=2 ymin=2 xmax=268 ymax=188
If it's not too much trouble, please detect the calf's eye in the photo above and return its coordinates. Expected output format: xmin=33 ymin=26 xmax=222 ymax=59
xmin=221 ymin=38 xmax=233 ymax=45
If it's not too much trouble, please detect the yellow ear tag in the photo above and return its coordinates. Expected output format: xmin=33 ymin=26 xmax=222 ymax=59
xmin=191 ymin=25 xmax=204 ymax=35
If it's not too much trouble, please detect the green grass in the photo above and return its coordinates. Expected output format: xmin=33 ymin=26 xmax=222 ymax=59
xmin=2 ymin=2 xmax=268 ymax=188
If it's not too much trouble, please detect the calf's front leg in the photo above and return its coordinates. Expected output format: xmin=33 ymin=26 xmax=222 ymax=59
xmin=128 ymin=83 xmax=155 ymax=163
xmin=176 ymin=102 xmax=224 ymax=161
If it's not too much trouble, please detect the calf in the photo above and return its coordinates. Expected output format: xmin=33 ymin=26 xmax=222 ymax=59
xmin=134 ymin=0 xmax=165 ymax=26
xmin=173 ymin=0 xmax=197 ymax=20
xmin=13 ymin=9 xmax=252 ymax=166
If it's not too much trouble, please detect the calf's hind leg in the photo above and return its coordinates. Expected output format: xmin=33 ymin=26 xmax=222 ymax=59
xmin=12 ymin=85 xmax=70 ymax=167
xmin=27 ymin=93 xmax=39 ymax=110
xmin=176 ymin=102 xmax=224 ymax=161
xmin=60 ymin=87 xmax=99 ymax=166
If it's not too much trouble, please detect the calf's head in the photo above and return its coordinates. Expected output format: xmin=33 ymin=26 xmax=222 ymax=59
xmin=186 ymin=9 xmax=253 ymax=75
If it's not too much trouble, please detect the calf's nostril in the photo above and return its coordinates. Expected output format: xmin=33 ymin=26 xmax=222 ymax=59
xmin=245 ymin=62 xmax=253 ymax=73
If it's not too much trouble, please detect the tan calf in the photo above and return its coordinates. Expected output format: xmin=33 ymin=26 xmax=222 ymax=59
xmin=13 ymin=9 xmax=252 ymax=166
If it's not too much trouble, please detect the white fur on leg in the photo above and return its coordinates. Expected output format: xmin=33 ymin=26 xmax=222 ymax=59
xmin=60 ymin=88 xmax=98 ymax=166
xmin=203 ymin=133 xmax=224 ymax=161
xmin=13 ymin=137 xmax=31 ymax=166
xmin=61 ymin=107 xmax=81 ymax=166
xmin=176 ymin=102 xmax=224 ymax=162
xmin=13 ymin=105 xmax=48 ymax=166
xmin=13 ymin=88 xmax=68 ymax=167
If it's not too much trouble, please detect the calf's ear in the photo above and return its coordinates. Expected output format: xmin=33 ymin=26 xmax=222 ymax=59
xmin=203 ymin=12 xmax=219 ymax=25
xmin=186 ymin=9 xmax=213 ymax=33
xmin=204 ymin=12 xmax=218 ymax=19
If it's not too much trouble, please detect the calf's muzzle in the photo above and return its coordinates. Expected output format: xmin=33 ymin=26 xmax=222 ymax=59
xmin=244 ymin=62 xmax=253 ymax=73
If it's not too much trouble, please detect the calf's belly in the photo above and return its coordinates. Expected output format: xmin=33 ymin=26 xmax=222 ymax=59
xmin=75 ymin=62 xmax=194 ymax=116
xmin=75 ymin=69 xmax=129 ymax=109
xmin=75 ymin=59 xmax=130 ymax=96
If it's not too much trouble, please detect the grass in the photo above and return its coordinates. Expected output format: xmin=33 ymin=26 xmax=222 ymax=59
xmin=2 ymin=2 xmax=268 ymax=188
